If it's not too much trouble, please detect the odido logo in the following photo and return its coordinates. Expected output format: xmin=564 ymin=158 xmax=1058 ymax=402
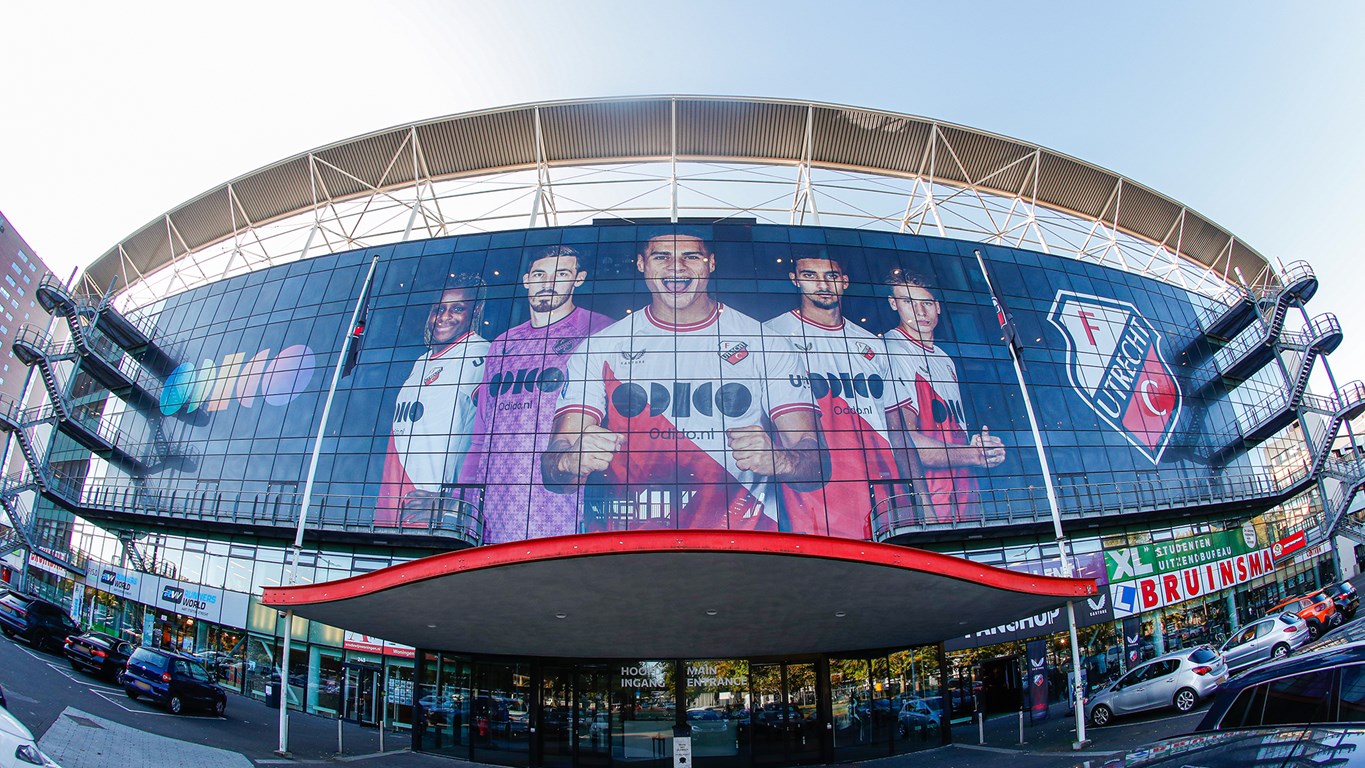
xmin=159 ymin=345 xmax=317 ymax=416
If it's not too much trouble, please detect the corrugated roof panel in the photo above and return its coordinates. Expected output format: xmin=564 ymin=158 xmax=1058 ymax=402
xmin=1036 ymin=153 xmax=1116 ymax=222
xmin=417 ymin=109 xmax=537 ymax=176
xmin=935 ymin=127 xmax=1035 ymax=199
xmin=1113 ymin=183 xmax=1180 ymax=251
xmin=810 ymin=107 xmax=930 ymax=176
xmin=676 ymin=100 xmax=805 ymax=161
xmin=232 ymin=157 xmax=313 ymax=232
xmin=541 ymin=100 xmax=670 ymax=163
xmin=167 ymin=188 xmax=235 ymax=255
xmin=314 ymin=129 xmax=415 ymax=193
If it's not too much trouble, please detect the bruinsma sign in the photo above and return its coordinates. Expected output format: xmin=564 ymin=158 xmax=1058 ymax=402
xmin=1108 ymin=547 xmax=1275 ymax=617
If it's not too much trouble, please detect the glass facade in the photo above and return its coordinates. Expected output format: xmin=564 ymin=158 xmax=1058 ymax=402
xmin=94 ymin=223 xmax=1256 ymax=546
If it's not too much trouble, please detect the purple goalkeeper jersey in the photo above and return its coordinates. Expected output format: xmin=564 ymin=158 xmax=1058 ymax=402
xmin=460 ymin=306 xmax=612 ymax=543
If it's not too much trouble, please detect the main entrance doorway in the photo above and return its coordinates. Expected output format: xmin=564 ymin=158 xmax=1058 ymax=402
xmin=541 ymin=665 xmax=614 ymax=768
xmin=750 ymin=663 xmax=822 ymax=766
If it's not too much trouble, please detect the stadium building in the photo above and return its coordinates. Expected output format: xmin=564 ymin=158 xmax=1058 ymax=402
xmin=1 ymin=97 xmax=1360 ymax=765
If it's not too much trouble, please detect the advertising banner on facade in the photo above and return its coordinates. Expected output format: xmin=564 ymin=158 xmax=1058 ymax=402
xmin=137 ymin=223 xmax=1248 ymax=546
xmin=1108 ymin=547 xmax=1276 ymax=617
xmin=1026 ymin=638 xmax=1049 ymax=723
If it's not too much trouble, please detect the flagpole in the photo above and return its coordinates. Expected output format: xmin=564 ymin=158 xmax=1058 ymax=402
xmin=277 ymin=254 xmax=380 ymax=756
xmin=973 ymin=250 xmax=1090 ymax=749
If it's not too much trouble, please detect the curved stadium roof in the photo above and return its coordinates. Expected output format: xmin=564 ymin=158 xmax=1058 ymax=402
xmin=83 ymin=96 xmax=1275 ymax=306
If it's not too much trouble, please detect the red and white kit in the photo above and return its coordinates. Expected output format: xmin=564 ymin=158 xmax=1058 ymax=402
xmin=377 ymin=331 xmax=490 ymax=524
xmin=763 ymin=310 xmax=897 ymax=539
xmin=884 ymin=327 xmax=979 ymax=522
xmin=556 ymin=304 xmax=815 ymax=531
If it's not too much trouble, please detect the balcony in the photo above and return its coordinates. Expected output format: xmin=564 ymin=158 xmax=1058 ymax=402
xmin=41 ymin=477 xmax=485 ymax=551
xmin=871 ymin=466 xmax=1311 ymax=544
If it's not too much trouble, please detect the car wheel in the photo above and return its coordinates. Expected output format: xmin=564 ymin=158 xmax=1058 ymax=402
xmin=214 ymin=698 xmax=227 ymax=718
xmin=69 ymin=658 xmax=81 ymax=671
xmin=0 ymin=626 xmax=12 ymax=638
xmin=1090 ymin=705 xmax=1112 ymax=727
xmin=167 ymin=694 xmax=184 ymax=715
xmin=1330 ymin=613 xmax=1345 ymax=628
xmin=1271 ymin=643 xmax=1291 ymax=659
xmin=114 ymin=669 xmax=125 ymax=686
xmin=1307 ymin=621 xmax=1321 ymax=639
xmin=126 ymin=687 xmax=139 ymax=701
xmin=1173 ymin=688 xmax=1198 ymax=713
xmin=898 ymin=722 xmax=908 ymax=739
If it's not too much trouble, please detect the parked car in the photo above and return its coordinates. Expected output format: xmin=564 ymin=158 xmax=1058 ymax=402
xmin=1268 ymin=593 xmax=1337 ymax=638
xmin=686 ymin=708 xmax=728 ymax=734
xmin=1196 ymin=639 xmax=1365 ymax=731
xmin=0 ymin=592 xmax=78 ymax=652
xmin=1087 ymin=646 xmax=1227 ymax=726
xmin=0 ymin=704 xmax=61 ymax=767
xmin=63 ymin=631 xmax=134 ymax=681
xmin=896 ymin=697 xmax=942 ymax=738
xmin=1316 ymin=581 xmax=1360 ymax=621
xmin=1099 ymin=726 xmax=1365 ymax=768
xmin=123 ymin=647 xmax=228 ymax=716
xmin=1218 ymin=613 xmax=1311 ymax=672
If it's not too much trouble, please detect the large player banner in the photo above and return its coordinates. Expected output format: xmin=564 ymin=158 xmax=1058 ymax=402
xmin=138 ymin=223 xmax=1246 ymax=545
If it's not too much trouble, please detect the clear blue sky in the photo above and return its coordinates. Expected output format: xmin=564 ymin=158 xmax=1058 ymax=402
xmin=3 ymin=1 xmax=1363 ymax=380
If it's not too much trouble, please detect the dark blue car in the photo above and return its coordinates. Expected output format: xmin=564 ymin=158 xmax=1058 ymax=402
xmin=123 ymin=646 xmax=227 ymax=716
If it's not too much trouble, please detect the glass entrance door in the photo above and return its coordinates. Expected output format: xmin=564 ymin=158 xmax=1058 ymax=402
xmin=575 ymin=667 xmax=612 ymax=768
xmin=541 ymin=667 xmax=575 ymax=768
xmin=751 ymin=663 xmax=823 ymax=766
xmin=343 ymin=664 xmax=380 ymax=724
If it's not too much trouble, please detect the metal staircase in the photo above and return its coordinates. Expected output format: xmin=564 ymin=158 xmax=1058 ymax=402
xmin=1204 ymin=262 xmax=1321 ymax=382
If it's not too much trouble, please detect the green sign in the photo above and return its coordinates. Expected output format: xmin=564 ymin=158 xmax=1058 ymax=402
xmin=1104 ymin=530 xmax=1255 ymax=582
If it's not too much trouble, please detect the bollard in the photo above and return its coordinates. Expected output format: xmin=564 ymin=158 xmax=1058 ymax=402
xmin=977 ymin=711 xmax=984 ymax=745
xmin=1018 ymin=710 xmax=1024 ymax=745
xmin=337 ymin=716 xmax=344 ymax=755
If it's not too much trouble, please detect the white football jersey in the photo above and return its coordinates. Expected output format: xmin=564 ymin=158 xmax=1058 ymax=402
xmin=557 ymin=303 xmax=815 ymax=529
xmin=763 ymin=310 xmax=898 ymax=538
xmin=385 ymin=331 xmax=490 ymax=492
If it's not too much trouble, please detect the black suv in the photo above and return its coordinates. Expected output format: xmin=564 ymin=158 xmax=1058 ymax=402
xmin=123 ymin=646 xmax=228 ymax=716
xmin=0 ymin=591 xmax=79 ymax=651
xmin=1318 ymin=582 xmax=1360 ymax=621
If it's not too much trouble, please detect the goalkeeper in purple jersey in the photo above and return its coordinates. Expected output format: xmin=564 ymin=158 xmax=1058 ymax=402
xmin=460 ymin=246 xmax=611 ymax=543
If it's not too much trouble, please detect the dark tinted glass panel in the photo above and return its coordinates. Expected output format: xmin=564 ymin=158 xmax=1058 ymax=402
xmin=1260 ymin=669 xmax=1335 ymax=725
xmin=1337 ymin=664 xmax=1365 ymax=722
xmin=1219 ymin=684 xmax=1266 ymax=729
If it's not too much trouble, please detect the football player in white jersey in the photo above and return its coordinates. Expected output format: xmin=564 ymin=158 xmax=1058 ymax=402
xmin=764 ymin=252 xmax=924 ymax=538
xmin=543 ymin=233 xmax=825 ymax=531
xmin=377 ymin=274 xmax=491 ymax=526
xmin=884 ymin=271 xmax=1005 ymax=523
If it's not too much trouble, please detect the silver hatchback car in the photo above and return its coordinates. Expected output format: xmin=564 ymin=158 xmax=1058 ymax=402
xmin=1219 ymin=612 xmax=1311 ymax=672
xmin=1087 ymin=646 xmax=1228 ymax=726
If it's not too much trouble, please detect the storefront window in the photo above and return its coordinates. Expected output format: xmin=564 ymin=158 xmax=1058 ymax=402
xmin=615 ymin=660 xmax=675 ymax=763
xmin=685 ymin=659 xmax=747 ymax=759
xmin=310 ymin=647 xmax=343 ymax=716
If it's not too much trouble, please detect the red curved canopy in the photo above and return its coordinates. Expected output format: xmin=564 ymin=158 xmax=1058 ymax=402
xmin=263 ymin=531 xmax=1096 ymax=658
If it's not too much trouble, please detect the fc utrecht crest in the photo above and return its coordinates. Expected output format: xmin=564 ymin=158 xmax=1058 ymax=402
xmin=1048 ymin=291 xmax=1182 ymax=463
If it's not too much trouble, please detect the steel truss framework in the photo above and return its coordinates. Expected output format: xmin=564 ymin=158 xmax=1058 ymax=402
xmin=77 ymin=97 xmax=1273 ymax=313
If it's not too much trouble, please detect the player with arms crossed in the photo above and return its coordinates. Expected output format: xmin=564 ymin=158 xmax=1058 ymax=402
xmin=883 ymin=270 xmax=1004 ymax=523
xmin=461 ymin=246 xmax=612 ymax=543
xmin=764 ymin=252 xmax=924 ymax=538
xmin=377 ymin=274 xmax=490 ymax=526
xmin=542 ymin=232 xmax=825 ymax=531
